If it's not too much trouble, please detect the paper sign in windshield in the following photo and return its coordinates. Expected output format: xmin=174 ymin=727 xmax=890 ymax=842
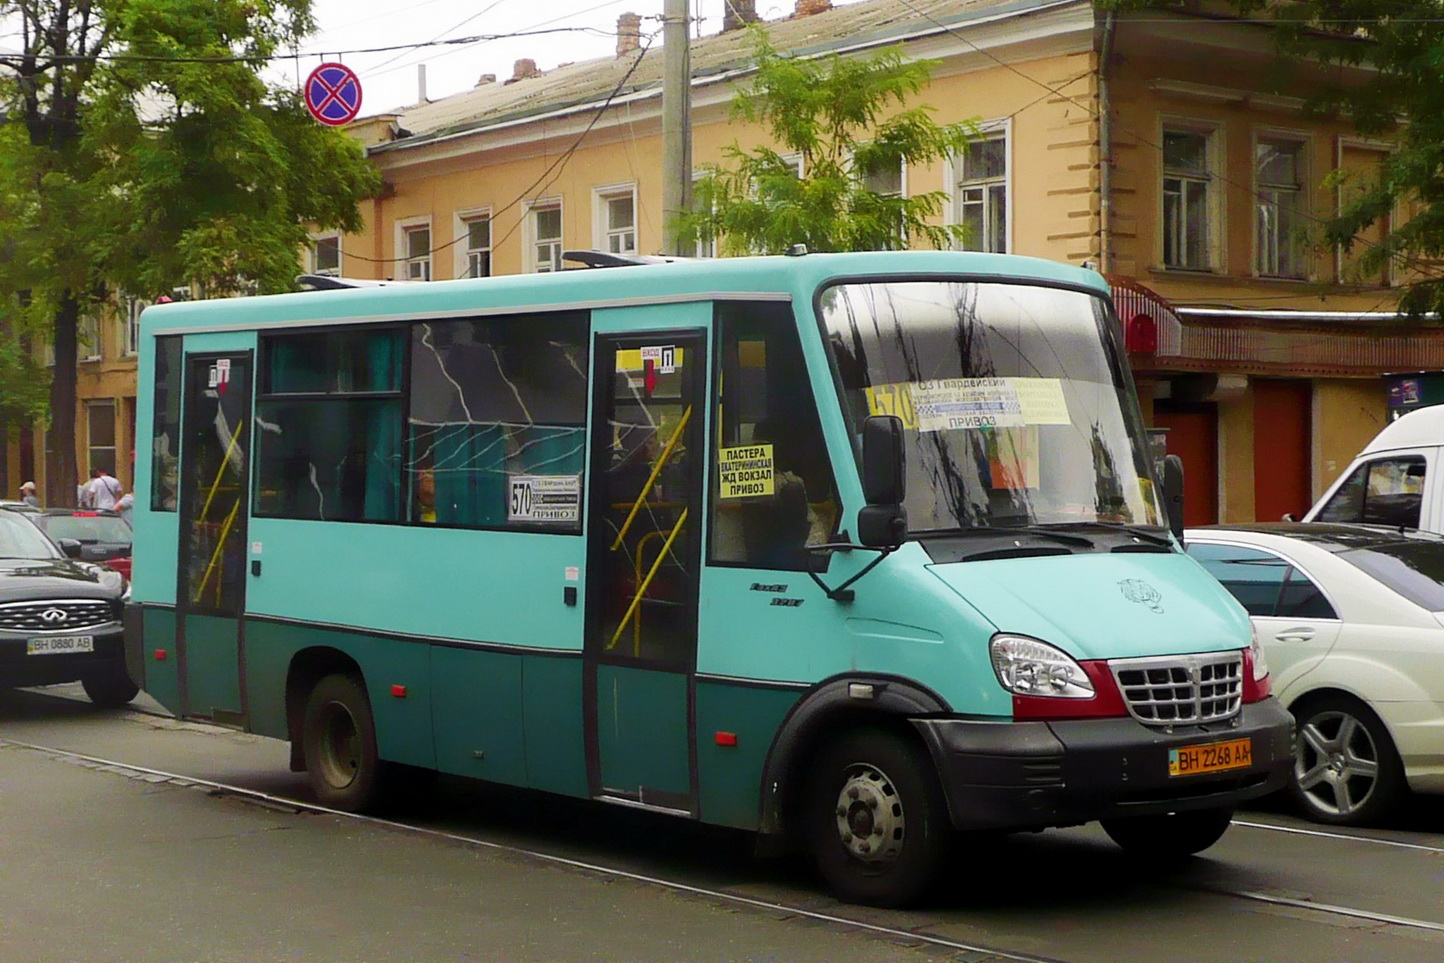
xmin=717 ymin=444 xmax=774 ymax=498
xmin=508 ymin=474 xmax=580 ymax=522
xmin=881 ymin=377 xmax=1069 ymax=432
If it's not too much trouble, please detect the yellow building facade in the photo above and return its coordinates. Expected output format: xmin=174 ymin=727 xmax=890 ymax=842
xmin=21 ymin=0 xmax=1431 ymax=522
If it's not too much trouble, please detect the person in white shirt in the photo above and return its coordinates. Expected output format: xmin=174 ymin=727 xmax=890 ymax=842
xmin=84 ymin=468 xmax=123 ymax=511
xmin=116 ymin=491 xmax=135 ymax=526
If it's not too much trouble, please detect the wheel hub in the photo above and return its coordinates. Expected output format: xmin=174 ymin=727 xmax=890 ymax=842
xmin=317 ymin=702 xmax=360 ymax=789
xmin=832 ymin=765 xmax=904 ymax=863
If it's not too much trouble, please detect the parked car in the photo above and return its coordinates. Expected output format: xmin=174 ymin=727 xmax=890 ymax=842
xmin=1303 ymin=406 xmax=1444 ymax=531
xmin=1185 ymin=522 xmax=1444 ymax=826
xmin=0 ymin=506 xmax=136 ymax=707
xmin=23 ymin=508 xmax=132 ymax=579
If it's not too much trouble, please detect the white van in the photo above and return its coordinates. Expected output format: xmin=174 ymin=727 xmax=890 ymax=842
xmin=1304 ymin=405 xmax=1444 ymax=531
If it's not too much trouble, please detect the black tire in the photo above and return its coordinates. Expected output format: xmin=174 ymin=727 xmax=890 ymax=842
xmin=302 ymin=673 xmax=385 ymax=812
xmin=1288 ymin=693 xmax=1406 ymax=826
xmin=81 ymin=667 xmax=140 ymax=709
xmin=803 ymin=727 xmax=950 ymax=907
xmin=1101 ymin=806 xmax=1235 ymax=858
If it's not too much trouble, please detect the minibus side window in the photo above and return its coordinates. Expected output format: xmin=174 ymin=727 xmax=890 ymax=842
xmin=151 ymin=335 xmax=183 ymax=512
xmin=710 ymin=301 xmax=838 ymax=570
xmin=406 ymin=312 xmax=588 ymax=531
xmin=254 ymin=328 xmax=404 ymax=522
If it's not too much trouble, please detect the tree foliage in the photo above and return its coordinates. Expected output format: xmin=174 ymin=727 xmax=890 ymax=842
xmin=0 ymin=0 xmax=381 ymax=502
xmin=676 ymin=30 xmax=977 ymax=256
xmin=1225 ymin=1 xmax=1444 ymax=316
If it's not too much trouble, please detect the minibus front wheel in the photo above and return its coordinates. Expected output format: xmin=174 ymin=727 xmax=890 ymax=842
xmin=803 ymin=727 xmax=949 ymax=907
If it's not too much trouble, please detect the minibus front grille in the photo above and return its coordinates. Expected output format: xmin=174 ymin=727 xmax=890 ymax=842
xmin=0 ymin=599 xmax=117 ymax=632
xmin=1108 ymin=653 xmax=1242 ymax=725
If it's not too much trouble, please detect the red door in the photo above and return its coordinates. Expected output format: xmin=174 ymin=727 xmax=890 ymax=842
xmin=1253 ymin=379 xmax=1312 ymax=522
xmin=1154 ymin=404 xmax=1218 ymax=526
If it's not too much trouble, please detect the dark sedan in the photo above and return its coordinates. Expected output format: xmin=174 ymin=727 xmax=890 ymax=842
xmin=0 ymin=508 xmax=136 ymax=707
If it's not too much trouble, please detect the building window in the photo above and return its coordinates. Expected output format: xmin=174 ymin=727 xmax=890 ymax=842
xmin=1162 ymin=128 xmax=1214 ymax=271
xmin=408 ymin=313 xmax=588 ymax=531
xmin=311 ymin=234 xmax=341 ymax=276
xmin=402 ymin=224 xmax=431 ymax=281
xmin=528 ymin=200 xmax=563 ymax=273
xmin=87 ymin=399 xmax=116 ymax=476
xmin=1256 ymin=138 xmax=1307 ymax=279
xmin=595 ymin=187 xmax=637 ymax=255
xmin=954 ymin=133 xmax=1007 ymax=253
xmin=79 ymin=310 xmax=102 ymax=362
xmin=123 ymin=296 xmax=147 ymax=357
xmin=462 ymin=213 xmax=491 ymax=278
xmin=862 ymin=157 xmax=903 ymax=199
xmin=861 ymin=155 xmax=905 ymax=246
xmin=690 ymin=171 xmax=716 ymax=258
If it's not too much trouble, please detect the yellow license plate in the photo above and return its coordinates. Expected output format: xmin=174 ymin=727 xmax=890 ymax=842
xmin=1168 ymin=738 xmax=1252 ymax=777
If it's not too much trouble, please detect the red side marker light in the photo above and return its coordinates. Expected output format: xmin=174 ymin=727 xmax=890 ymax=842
xmin=714 ymin=731 xmax=738 ymax=747
xmin=390 ymin=684 xmax=408 ymax=699
xmin=153 ymin=649 xmax=167 ymax=661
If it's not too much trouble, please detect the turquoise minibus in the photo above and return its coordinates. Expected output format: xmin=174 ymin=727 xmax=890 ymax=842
xmin=125 ymin=250 xmax=1293 ymax=906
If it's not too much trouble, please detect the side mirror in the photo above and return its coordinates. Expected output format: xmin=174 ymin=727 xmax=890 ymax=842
xmin=859 ymin=415 xmax=907 ymax=548
xmin=862 ymin=415 xmax=906 ymax=506
xmin=57 ymin=538 xmax=82 ymax=559
xmin=1162 ymin=454 xmax=1185 ymax=544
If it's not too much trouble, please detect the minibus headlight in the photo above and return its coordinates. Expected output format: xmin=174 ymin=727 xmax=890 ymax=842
xmin=990 ymin=635 xmax=1095 ymax=699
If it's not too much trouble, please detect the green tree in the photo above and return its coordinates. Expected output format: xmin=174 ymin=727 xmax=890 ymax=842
xmin=676 ymin=30 xmax=976 ymax=256
xmin=1223 ymin=1 xmax=1444 ymax=316
xmin=0 ymin=0 xmax=380 ymax=504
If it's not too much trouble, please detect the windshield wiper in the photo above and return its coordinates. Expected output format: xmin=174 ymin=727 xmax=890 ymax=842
xmin=1045 ymin=521 xmax=1173 ymax=547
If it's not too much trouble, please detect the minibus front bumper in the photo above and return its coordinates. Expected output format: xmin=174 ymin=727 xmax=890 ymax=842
xmin=913 ymin=697 xmax=1295 ymax=831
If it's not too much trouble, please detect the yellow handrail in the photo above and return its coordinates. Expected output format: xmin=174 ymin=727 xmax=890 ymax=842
xmin=631 ymin=528 xmax=674 ymax=650
xmin=608 ymin=507 xmax=687 ymax=655
xmin=610 ymin=406 xmax=691 ymax=551
xmin=197 ymin=418 xmax=244 ymax=525
xmin=194 ymin=498 xmax=240 ymax=604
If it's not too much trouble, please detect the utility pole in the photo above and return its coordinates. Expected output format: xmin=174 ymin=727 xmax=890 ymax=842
xmin=661 ymin=0 xmax=692 ymax=256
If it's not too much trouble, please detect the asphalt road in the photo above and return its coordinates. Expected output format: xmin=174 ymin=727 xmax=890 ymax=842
xmin=4 ymin=685 xmax=1444 ymax=963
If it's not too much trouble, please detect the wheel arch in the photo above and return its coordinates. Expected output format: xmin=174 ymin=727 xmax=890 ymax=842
xmin=285 ymin=646 xmax=364 ymax=772
xmin=757 ymin=673 xmax=949 ymax=837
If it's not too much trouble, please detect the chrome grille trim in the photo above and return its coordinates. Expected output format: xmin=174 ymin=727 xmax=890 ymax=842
xmin=0 ymin=598 xmax=117 ymax=632
xmin=1109 ymin=652 xmax=1243 ymax=725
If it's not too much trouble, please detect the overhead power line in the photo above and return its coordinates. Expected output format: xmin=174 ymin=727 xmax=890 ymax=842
xmin=0 ymin=26 xmax=613 ymax=69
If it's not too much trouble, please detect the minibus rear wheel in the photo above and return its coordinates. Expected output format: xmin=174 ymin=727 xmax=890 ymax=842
xmin=803 ymin=727 xmax=948 ymax=907
xmin=1100 ymin=806 xmax=1234 ymax=858
xmin=302 ymin=673 xmax=383 ymax=812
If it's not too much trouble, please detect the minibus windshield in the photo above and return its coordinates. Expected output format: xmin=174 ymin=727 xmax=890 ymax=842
xmin=819 ymin=279 xmax=1164 ymax=535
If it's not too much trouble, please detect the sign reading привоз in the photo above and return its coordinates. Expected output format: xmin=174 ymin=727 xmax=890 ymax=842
xmin=717 ymin=444 xmax=774 ymax=498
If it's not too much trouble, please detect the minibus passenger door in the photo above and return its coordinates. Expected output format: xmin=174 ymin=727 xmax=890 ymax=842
xmin=583 ymin=329 xmax=706 ymax=814
xmin=174 ymin=349 xmax=253 ymax=726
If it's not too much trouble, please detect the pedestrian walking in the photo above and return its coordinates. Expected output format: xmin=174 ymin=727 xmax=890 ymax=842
xmin=18 ymin=481 xmax=38 ymax=507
